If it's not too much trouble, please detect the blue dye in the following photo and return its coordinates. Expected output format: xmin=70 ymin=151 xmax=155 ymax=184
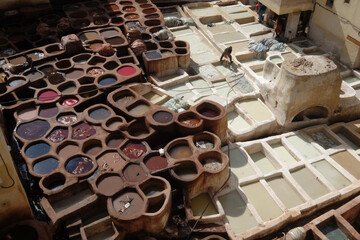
xmin=25 ymin=142 xmax=50 ymax=158
xmin=33 ymin=158 xmax=58 ymax=175
xmin=99 ymin=77 xmax=117 ymax=85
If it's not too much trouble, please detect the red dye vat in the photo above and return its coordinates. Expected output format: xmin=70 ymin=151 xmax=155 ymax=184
xmin=200 ymin=108 xmax=219 ymax=117
xmin=181 ymin=118 xmax=200 ymax=127
xmin=117 ymin=66 xmax=136 ymax=76
xmin=145 ymin=156 xmax=168 ymax=171
xmin=122 ymin=142 xmax=146 ymax=159
xmin=38 ymin=90 xmax=58 ymax=102
xmin=62 ymin=98 xmax=78 ymax=106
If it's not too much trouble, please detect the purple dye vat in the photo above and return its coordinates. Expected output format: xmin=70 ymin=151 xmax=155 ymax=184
xmin=66 ymin=156 xmax=94 ymax=175
xmin=57 ymin=114 xmax=77 ymax=125
xmin=47 ymin=128 xmax=69 ymax=143
xmin=72 ymin=122 xmax=97 ymax=140
xmin=122 ymin=142 xmax=147 ymax=159
xmin=39 ymin=106 xmax=58 ymax=118
xmin=17 ymin=120 xmax=50 ymax=140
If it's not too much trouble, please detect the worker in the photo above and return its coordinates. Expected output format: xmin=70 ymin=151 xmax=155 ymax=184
xmin=273 ymin=19 xmax=283 ymax=38
xmin=258 ymin=4 xmax=266 ymax=23
xmin=255 ymin=1 xmax=260 ymax=13
xmin=220 ymin=46 xmax=233 ymax=64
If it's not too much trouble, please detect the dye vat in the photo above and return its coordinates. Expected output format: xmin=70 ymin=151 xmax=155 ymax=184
xmin=33 ymin=158 xmax=58 ymax=175
xmin=97 ymin=152 xmax=124 ymax=172
xmin=201 ymin=157 xmax=223 ymax=171
xmin=8 ymin=79 xmax=25 ymax=87
xmin=117 ymin=66 xmax=137 ymax=76
xmin=335 ymin=129 xmax=360 ymax=150
xmin=47 ymin=128 xmax=68 ymax=143
xmin=87 ymin=68 xmax=104 ymax=77
xmin=17 ymin=120 xmax=50 ymax=140
xmin=145 ymin=156 xmax=168 ymax=171
xmin=153 ymin=111 xmax=173 ymax=123
xmin=61 ymin=98 xmax=78 ymax=107
xmin=89 ymin=107 xmax=111 ymax=120
xmin=24 ymin=70 xmax=42 ymax=82
xmin=143 ymin=91 xmax=163 ymax=104
xmin=18 ymin=108 xmax=37 ymax=121
xmin=66 ymin=69 xmax=84 ymax=79
xmin=267 ymin=176 xmax=304 ymax=209
xmin=57 ymin=114 xmax=77 ymax=125
xmin=39 ymin=106 xmax=58 ymax=118
xmin=72 ymin=123 xmax=96 ymax=140
xmin=212 ymin=81 xmax=236 ymax=98
xmin=237 ymin=99 xmax=273 ymax=122
xmin=226 ymin=148 xmax=256 ymax=179
xmin=107 ymin=135 xmax=124 ymax=148
xmin=173 ymin=163 xmax=198 ymax=180
xmin=319 ymin=219 xmax=349 ymax=240
xmin=115 ymin=95 xmax=135 ymax=107
xmin=250 ymin=151 xmax=278 ymax=174
xmin=291 ymin=167 xmax=329 ymax=199
xmin=66 ymin=156 xmax=94 ymax=175
xmin=79 ymin=31 xmax=98 ymax=41
xmin=169 ymin=144 xmax=192 ymax=159
xmin=38 ymin=90 xmax=58 ymax=102
xmin=190 ymin=78 xmax=213 ymax=96
xmin=195 ymin=140 xmax=214 ymax=150
xmin=181 ymin=117 xmax=201 ymax=127
xmin=123 ymin=164 xmax=147 ymax=182
xmin=218 ymin=190 xmax=258 ymax=234
xmin=97 ymin=175 xmax=124 ymax=196
xmin=142 ymin=185 xmax=163 ymax=197
xmin=113 ymin=191 xmax=144 ymax=216
xmin=213 ymin=32 xmax=246 ymax=44
xmin=231 ymin=75 xmax=255 ymax=94
xmin=330 ymin=151 xmax=360 ymax=179
xmin=270 ymin=143 xmax=298 ymax=165
xmin=286 ymin=135 xmax=322 ymax=160
xmin=100 ymin=29 xmax=119 ymax=38
xmin=145 ymin=51 xmax=162 ymax=60
xmin=214 ymin=63 xmax=237 ymax=77
xmin=242 ymin=181 xmax=283 ymax=221
xmin=166 ymin=83 xmax=194 ymax=101
xmin=128 ymin=104 xmax=150 ymax=116
xmin=99 ymin=77 xmax=117 ymax=85
xmin=25 ymin=142 xmax=50 ymax=158
xmin=199 ymin=108 xmax=219 ymax=118
xmin=228 ymin=111 xmax=251 ymax=132
xmin=190 ymin=7 xmax=219 ymax=17
xmin=269 ymin=56 xmax=283 ymax=64
xmin=312 ymin=160 xmax=351 ymax=190
xmin=122 ymin=142 xmax=147 ymax=159
xmin=191 ymin=192 xmax=218 ymax=216
xmin=309 ymin=131 xmax=339 ymax=149
xmin=207 ymin=23 xmax=235 ymax=34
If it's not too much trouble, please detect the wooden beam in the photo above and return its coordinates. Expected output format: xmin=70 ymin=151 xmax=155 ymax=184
xmin=347 ymin=35 xmax=360 ymax=47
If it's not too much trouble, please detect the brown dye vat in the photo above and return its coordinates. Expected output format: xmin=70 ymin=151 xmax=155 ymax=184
xmin=143 ymin=8 xmax=157 ymax=14
xmin=104 ymin=61 xmax=119 ymax=70
xmin=39 ymin=106 xmax=58 ymax=118
xmin=120 ymin=1 xmax=132 ymax=5
xmin=122 ymin=142 xmax=147 ymax=159
xmin=169 ymin=144 xmax=192 ymax=159
xmin=106 ymin=134 xmax=124 ymax=148
xmin=115 ymin=95 xmax=135 ymax=107
xmin=112 ymin=190 xmax=144 ymax=217
xmin=105 ymin=4 xmax=120 ymax=11
xmin=181 ymin=118 xmax=200 ymax=127
xmin=173 ymin=162 xmax=198 ymax=180
xmin=123 ymin=164 xmax=147 ymax=182
xmin=104 ymin=117 xmax=124 ymax=131
xmin=106 ymin=37 xmax=125 ymax=45
xmin=145 ymin=14 xmax=160 ymax=19
xmin=125 ymin=14 xmax=139 ymax=20
xmin=153 ymin=111 xmax=173 ymax=123
xmin=59 ymin=82 xmax=77 ymax=94
xmin=94 ymin=17 xmax=109 ymax=25
xmin=9 ymin=55 xmax=27 ymax=65
xmin=66 ymin=69 xmax=84 ymax=79
xmin=89 ymin=42 xmax=104 ymax=51
xmin=47 ymin=128 xmax=69 ymax=143
xmin=97 ymin=151 xmax=124 ymax=172
xmin=100 ymin=29 xmax=119 ymax=38
xmin=79 ymin=31 xmax=99 ymax=41
xmin=57 ymin=142 xmax=79 ymax=157
xmin=73 ymin=54 xmax=91 ymax=64
xmin=42 ymin=172 xmax=66 ymax=192
xmin=144 ymin=155 xmax=168 ymax=171
xmin=140 ymin=4 xmax=152 ymax=8
xmin=123 ymin=6 xmax=136 ymax=12
xmin=18 ymin=108 xmax=37 ymax=121
xmin=83 ymin=140 xmax=102 ymax=156
xmin=96 ymin=174 xmax=124 ymax=197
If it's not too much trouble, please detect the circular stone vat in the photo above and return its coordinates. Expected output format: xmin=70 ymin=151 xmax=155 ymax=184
xmin=25 ymin=142 xmax=50 ymax=158
xmin=105 ymin=117 xmax=123 ymax=131
xmin=144 ymin=154 xmax=168 ymax=171
xmin=100 ymin=29 xmax=119 ymax=38
xmin=61 ymin=97 xmax=79 ymax=107
xmin=24 ymin=70 xmax=42 ymax=82
xmin=48 ymin=71 xmax=65 ymax=85
xmin=59 ymin=82 xmax=77 ymax=94
xmin=106 ymin=133 xmax=124 ymax=148
xmin=94 ymin=16 xmax=109 ymax=25
xmin=128 ymin=122 xmax=149 ymax=138
xmin=143 ymin=8 xmax=156 ymax=14
xmin=83 ymin=139 xmax=102 ymax=155
xmin=57 ymin=113 xmax=77 ymax=125
xmin=193 ymin=132 xmax=215 ymax=150
xmin=121 ymin=142 xmax=147 ymax=159
xmin=120 ymin=1 xmax=132 ymax=5
xmin=65 ymin=69 xmax=84 ymax=79
xmin=55 ymin=59 xmax=72 ymax=69
xmin=196 ymin=103 xmax=221 ymax=118
xmin=8 ymin=78 xmax=26 ymax=87
xmin=125 ymin=13 xmax=139 ymax=19
xmin=47 ymin=127 xmax=69 ymax=143
xmin=168 ymin=142 xmax=192 ymax=159
xmin=145 ymin=13 xmax=159 ymax=19
xmin=72 ymin=54 xmax=91 ymax=64
xmin=33 ymin=157 xmax=58 ymax=175
xmin=112 ymin=189 xmax=144 ymax=216
xmin=98 ymin=75 xmax=117 ymax=86
xmin=123 ymin=164 xmax=147 ymax=182
xmin=127 ymin=101 xmax=150 ymax=117
xmin=97 ymin=174 xmax=124 ymax=196
xmin=72 ymin=19 xmax=91 ymax=29
xmin=104 ymin=61 xmax=119 ymax=70
xmin=72 ymin=122 xmax=96 ymax=140
xmin=173 ymin=161 xmax=198 ymax=181
xmin=57 ymin=142 xmax=79 ymax=156
xmin=18 ymin=108 xmax=37 ymax=121
xmin=106 ymin=37 xmax=125 ymax=45
xmin=42 ymin=172 xmax=65 ymax=191
xmin=66 ymin=156 xmax=94 ymax=175
xmin=117 ymin=66 xmax=137 ymax=76
xmin=140 ymin=3 xmax=152 ymax=8
xmin=153 ymin=111 xmax=173 ymax=123
xmin=38 ymin=90 xmax=58 ymax=102
xmin=39 ymin=106 xmax=58 ymax=118
xmin=89 ymin=107 xmax=111 ymax=120
xmin=87 ymin=67 xmax=105 ymax=77
xmin=199 ymin=151 xmax=223 ymax=171
xmin=140 ymin=178 xmax=165 ymax=197
xmin=113 ymin=91 xmax=135 ymax=107
xmin=17 ymin=120 xmax=50 ymax=140
xmin=123 ymin=6 xmax=136 ymax=12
